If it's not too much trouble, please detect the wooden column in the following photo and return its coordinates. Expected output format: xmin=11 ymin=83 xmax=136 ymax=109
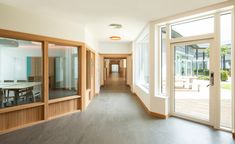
xmin=43 ymin=41 xmax=49 ymax=120
xmin=80 ymin=44 xmax=86 ymax=111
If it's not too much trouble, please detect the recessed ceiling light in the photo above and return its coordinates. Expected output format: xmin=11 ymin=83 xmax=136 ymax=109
xmin=110 ymin=36 xmax=121 ymax=40
xmin=109 ymin=24 xmax=122 ymax=29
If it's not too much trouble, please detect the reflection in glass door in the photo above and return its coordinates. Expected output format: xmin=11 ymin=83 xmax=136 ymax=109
xmin=173 ymin=42 xmax=211 ymax=121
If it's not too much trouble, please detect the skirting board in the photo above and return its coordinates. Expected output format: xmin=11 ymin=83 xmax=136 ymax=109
xmin=133 ymin=93 xmax=168 ymax=119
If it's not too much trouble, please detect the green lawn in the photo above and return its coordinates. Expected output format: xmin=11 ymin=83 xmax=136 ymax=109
xmin=221 ymin=83 xmax=231 ymax=90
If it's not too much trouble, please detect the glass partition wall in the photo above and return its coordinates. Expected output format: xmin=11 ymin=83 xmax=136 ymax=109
xmin=0 ymin=38 xmax=81 ymax=108
xmin=48 ymin=44 xmax=79 ymax=100
xmin=0 ymin=37 xmax=43 ymax=108
xmin=0 ymin=30 xmax=83 ymax=133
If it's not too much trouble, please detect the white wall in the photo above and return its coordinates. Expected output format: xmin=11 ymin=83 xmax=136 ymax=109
xmin=0 ymin=4 xmax=85 ymax=42
xmin=0 ymin=47 xmax=41 ymax=81
xmin=133 ymin=25 xmax=168 ymax=116
xmin=0 ymin=46 xmax=66 ymax=81
xmin=99 ymin=42 xmax=132 ymax=54
xmin=85 ymin=27 xmax=99 ymax=52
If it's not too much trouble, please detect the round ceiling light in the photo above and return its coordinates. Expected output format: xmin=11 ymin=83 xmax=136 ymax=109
xmin=110 ymin=36 xmax=121 ymax=40
xmin=109 ymin=24 xmax=122 ymax=29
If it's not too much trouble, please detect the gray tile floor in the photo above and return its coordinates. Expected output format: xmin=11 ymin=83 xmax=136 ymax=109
xmin=0 ymin=73 xmax=234 ymax=144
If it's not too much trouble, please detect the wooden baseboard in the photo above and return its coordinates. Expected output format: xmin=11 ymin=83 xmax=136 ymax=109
xmin=133 ymin=93 xmax=168 ymax=119
xmin=149 ymin=111 xmax=169 ymax=119
xmin=233 ymin=133 xmax=235 ymax=139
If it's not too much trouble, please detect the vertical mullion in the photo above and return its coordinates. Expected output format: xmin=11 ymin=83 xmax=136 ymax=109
xmin=232 ymin=8 xmax=235 ymax=136
xmin=212 ymin=13 xmax=221 ymax=129
xmin=157 ymin=25 xmax=161 ymax=95
xmin=43 ymin=41 xmax=49 ymax=120
xmin=80 ymin=44 xmax=86 ymax=111
xmin=166 ymin=24 xmax=172 ymax=115
xmin=77 ymin=46 xmax=81 ymax=109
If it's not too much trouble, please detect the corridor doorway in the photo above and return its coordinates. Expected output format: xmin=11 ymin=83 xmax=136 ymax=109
xmin=104 ymin=58 xmax=127 ymax=83
xmin=99 ymin=54 xmax=132 ymax=90
xmin=111 ymin=64 xmax=119 ymax=73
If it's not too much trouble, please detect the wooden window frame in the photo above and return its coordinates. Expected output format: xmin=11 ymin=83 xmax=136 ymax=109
xmin=0 ymin=29 xmax=86 ymax=133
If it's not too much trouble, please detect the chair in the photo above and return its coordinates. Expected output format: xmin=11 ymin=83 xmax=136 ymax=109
xmin=3 ymin=80 xmax=14 ymax=102
xmin=24 ymin=87 xmax=34 ymax=102
xmin=4 ymin=80 xmax=14 ymax=83
xmin=17 ymin=80 xmax=28 ymax=82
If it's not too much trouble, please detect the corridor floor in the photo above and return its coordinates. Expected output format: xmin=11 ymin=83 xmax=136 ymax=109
xmin=0 ymin=73 xmax=234 ymax=144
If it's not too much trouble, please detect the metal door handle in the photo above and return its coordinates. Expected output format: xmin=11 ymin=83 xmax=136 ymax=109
xmin=207 ymin=72 xmax=214 ymax=87
xmin=207 ymin=84 xmax=212 ymax=87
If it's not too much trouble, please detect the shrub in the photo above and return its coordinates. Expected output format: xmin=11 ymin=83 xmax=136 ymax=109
xmin=193 ymin=68 xmax=209 ymax=76
xmin=221 ymin=70 xmax=229 ymax=81
xmin=198 ymin=76 xmax=209 ymax=80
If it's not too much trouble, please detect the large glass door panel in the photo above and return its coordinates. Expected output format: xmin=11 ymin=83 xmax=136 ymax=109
xmin=173 ymin=42 xmax=211 ymax=121
xmin=220 ymin=13 xmax=232 ymax=129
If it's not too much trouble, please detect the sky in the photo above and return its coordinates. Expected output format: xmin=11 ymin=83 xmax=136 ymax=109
xmin=172 ymin=13 xmax=231 ymax=45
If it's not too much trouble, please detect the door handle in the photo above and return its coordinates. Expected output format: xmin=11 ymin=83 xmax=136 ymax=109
xmin=206 ymin=83 xmax=212 ymax=87
xmin=207 ymin=72 xmax=214 ymax=87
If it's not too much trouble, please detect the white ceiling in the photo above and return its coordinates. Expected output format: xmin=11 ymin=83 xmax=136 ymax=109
xmin=0 ymin=0 xmax=226 ymax=42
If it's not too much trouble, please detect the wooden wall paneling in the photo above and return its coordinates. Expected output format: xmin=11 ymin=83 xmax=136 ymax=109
xmin=84 ymin=49 xmax=96 ymax=107
xmin=43 ymin=41 xmax=49 ymax=120
xmin=92 ymin=52 xmax=96 ymax=98
xmin=85 ymin=89 xmax=91 ymax=108
xmin=48 ymin=99 xmax=78 ymax=119
xmin=78 ymin=46 xmax=82 ymax=109
xmin=80 ymin=44 xmax=86 ymax=111
xmin=0 ymin=106 xmax=44 ymax=131
xmin=99 ymin=55 xmax=104 ymax=86
xmin=89 ymin=52 xmax=94 ymax=99
xmin=86 ymin=51 xmax=91 ymax=89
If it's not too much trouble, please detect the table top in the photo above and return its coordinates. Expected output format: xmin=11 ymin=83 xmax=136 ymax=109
xmin=0 ymin=82 xmax=41 ymax=90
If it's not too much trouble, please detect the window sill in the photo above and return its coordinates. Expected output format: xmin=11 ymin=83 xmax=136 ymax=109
xmin=136 ymin=84 xmax=149 ymax=94
xmin=154 ymin=94 xmax=168 ymax=99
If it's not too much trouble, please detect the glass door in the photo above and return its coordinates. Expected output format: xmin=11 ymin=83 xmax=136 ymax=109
xmin=172 ymin=40 xmax=215 ymax=124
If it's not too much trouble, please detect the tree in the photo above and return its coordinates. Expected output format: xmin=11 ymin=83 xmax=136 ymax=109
xmin=220 ymin=45 xmax=230 ymax=70
xmin=205 ymin=45 xmax=230 ymax=70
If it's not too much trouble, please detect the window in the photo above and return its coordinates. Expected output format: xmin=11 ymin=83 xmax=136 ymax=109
xmin=136 ymin=33 xmax=150 ymax=89
xmin=220 ymin=12 xmax=232 ymax=129
xmin=48 ymin=44 xmax=79 ymax=99
xmin=171 ymin=16 xmax=214 ymax=38
xmin=112 ymin=64 xmax=119 ymax=73
xmin=160 ymin=26 xmax=167 ymax=94
xmin=0 ymin=37 xmax=43 ymax=108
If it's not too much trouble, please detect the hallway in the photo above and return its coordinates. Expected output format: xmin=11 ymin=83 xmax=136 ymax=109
xmin=103 ymin=72 xmax=129 ymax=92
xmin=0 ymin=73 xmax=234 ymax=144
